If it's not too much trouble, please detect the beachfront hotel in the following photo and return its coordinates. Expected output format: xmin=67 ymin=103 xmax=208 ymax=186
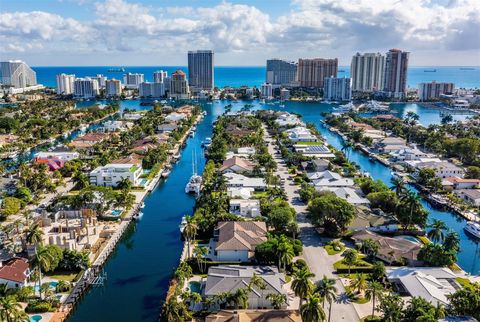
xmin=296 ymin=58 xmax=338 ymax=88
xmin=188 ymin=50 xmax=214 ymax=92
xmin=56 ymin=73 xmax=76 ymax=95
xmin=350 ymin=52 xmax=385 ymax=92
xmin=0 ymin=60 xmax=37 ymax=88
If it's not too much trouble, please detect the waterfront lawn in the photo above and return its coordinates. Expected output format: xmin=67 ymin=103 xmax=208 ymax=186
xmin=333 ymin=256 xmax=373 ymax=273
xmin=45 ymin=271 xmax=78 ymax=282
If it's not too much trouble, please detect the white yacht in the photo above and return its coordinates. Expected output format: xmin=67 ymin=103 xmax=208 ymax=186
xmin=201 ymin=137 xmax=212 ymax=148
xmin=185 ymin=150 xmax=202 ymax=195
xmin=366 ymin=100 xmax=390 ymax=112
xmin=179 ymin=216 xmax=187 ymax=233
xmin=464 ymin=221 xmax=480 ymax=239
xmin=333 ymin=102 xmax=357 ymax=113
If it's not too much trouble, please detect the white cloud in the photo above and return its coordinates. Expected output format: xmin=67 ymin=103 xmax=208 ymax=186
xmin=0 ymin=0 xmax=479 ymax=65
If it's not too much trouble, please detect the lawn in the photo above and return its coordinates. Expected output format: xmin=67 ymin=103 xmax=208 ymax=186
xmin=344 ymin=285 xmax=370 ymax=304
xmin=456 ymin=277 xmax=473 ymax=289
xmin=333 ymin=256 xmax=373 ymax=272
xmin=45 ymin=271 xmax=78 ymax=282
xmin=324 ymin=244 xmax=345 ymax=255
xmin=296 ymin=141 xmax=323 ymax=146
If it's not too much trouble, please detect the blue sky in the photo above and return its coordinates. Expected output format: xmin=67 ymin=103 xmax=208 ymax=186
xmin=1 ymin=0 xmax=479 ymax=66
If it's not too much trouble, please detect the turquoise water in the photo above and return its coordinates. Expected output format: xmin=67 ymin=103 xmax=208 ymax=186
xmin=32 ymin=66 xmax=480 ymax=89
xmin=67 ymin=99 xmax=480 ymax=322
xmin=188 ymin=281 xmax=201 ymax=294
xmin=111 ymin=209 xmax=122 ymax=217
xmin=394 ymin=235 xmax=421 ymax=244
xmin=30 ymin=315 xmax=42 ymax=322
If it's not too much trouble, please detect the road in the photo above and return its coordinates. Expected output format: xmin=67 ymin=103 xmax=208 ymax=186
xmin=264 ymin=127 xmax=361 ymax=322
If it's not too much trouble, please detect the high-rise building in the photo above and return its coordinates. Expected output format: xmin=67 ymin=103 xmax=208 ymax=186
xmin=153 ymin=70 xmax=168 ymax=83
xmin=91 ymin=74 xmax=107 ymax=88
xmin=383 ymin=49 xmax=410 ymax=99
xmin=170 ymin=70 xmax=190 ymax=99
xmin=323 ymin=77 xmax=352 ymax=101
xmin=105 ymin=78 xmax=122 ymax=97
xmin=74 ymin=78 xmax=99 ymax=99
xmin=0 ymin=60 xmax=37 ymax=88
xmin=280 ymin=88 xmax=290 ymax=100
xmin=56 ymin=73 xmax=75 ymax=95
xmin=297 ymin=58 xmax=338 ymax=88
xmin=266 ymin=59 xmax=297 ymax=86
xmin=350 ymin=53 xmax=385 ymax=92
xmin=139 ymin=82 xmax=165 ymax=98
xmin=123 ymin=73 xmax=144 ymax=89
xmin=418 ymin=81 xmax=454 ymax=101
xmin=188 ymin=50 xmax=214 ymax=91
xmin=260 ymin=83 xmax=273 ymax=99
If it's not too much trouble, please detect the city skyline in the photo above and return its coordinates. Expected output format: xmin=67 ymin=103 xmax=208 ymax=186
xmin=1 ymin=0 xmax=479 ymax=66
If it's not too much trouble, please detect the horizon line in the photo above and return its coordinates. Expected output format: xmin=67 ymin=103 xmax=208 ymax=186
xmin=30 ymin=65 xmax=480 ymax=68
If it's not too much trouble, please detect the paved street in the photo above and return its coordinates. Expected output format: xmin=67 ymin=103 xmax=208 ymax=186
xmin=264 ymin=127 xmax=361 ymax=322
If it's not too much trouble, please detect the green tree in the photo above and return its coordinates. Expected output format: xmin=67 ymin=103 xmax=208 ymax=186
xmin=403 ymin=296 xmax=445 ymax=322
xmin=447 ymin=282 xmax=480 ymax=320
xmin=0 ymin=295 xmax=25 ymax=322
xmin=390 ymin=177 xmax=405 ymax=197
xmin=193 ymin=246 xmax=208 ymax=273
xmin=316 ymin=275 xmax=337 ymax=322
xmin=26 ymin=223 xmax=44 ymax=245
xmin=427 ymin=219 xmax=447 ymax=244
xmin=15 ymin=187 xmax=32 ymax=204
xmin=276 ymin=238 xmax=294 ymax=271
xmin=378 ymin=293 xmax=404 ymax=322
xmin=160 ymin=298 xmax=190 ymax=322
xmin=301 ymin=292 xmax=327 ymax=322
xmin=182 ymin=216 xmax=197 ymax=259
xmin=266 ymin=293 xmax=287 ymax=309
xmin=342 ymin=249 xmax=358 ymax=275
xmin=292 ymin=266 xmax=315 ymax=308
xmin=465 ymin=166 xmax=480 ymax=179
xmin=308 ymin=194 xmax=356 ymax=237
xmin=1 ymin=197 xmax=22 ymax=219
xmin=443 ymin=230 xmax=460 ymax=252
xmin=371 ymin=261 xmax=386 ymax=282
xmin=365 ymin=281 xmax=383 ymax=318
xmin=350 ymin=273 xmax=368 ymax=295
xmin=268 ymin=206 xmax=295 ymax=232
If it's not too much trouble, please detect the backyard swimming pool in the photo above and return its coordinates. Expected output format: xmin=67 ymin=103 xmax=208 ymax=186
xmin=30 ymin=315 xmax=42 ymax=322
xmin=395 ymin=235 xmax=422 ymax=244
xmin=188 ymin=281 xmax=202 ymax=294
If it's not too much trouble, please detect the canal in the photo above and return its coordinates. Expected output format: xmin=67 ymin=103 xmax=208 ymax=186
xmin=68 ymin=100 xmax=478 ymax=322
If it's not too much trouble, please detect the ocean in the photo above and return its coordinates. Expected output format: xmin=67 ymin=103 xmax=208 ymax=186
xmin=32 ymin=66 xmax=480 ymax=89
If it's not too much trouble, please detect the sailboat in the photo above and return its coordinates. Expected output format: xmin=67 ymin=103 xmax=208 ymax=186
xmin=185 ymin=150 xmax=202 ymax=195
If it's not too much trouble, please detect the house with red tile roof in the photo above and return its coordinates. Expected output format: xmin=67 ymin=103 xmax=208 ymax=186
xmin=0 ymin=257 xmax=31 ymax=288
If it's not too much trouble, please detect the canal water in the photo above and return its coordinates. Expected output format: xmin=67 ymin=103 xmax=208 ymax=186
xmin=68 ymin=100 xmax=479 ymax=322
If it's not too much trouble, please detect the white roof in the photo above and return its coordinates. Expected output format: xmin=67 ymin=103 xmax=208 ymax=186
xmin=318 ymin=187 xmax=370 ymax=204
xmin=230 ymin=199 xmax=260 ymax=207
xmin=227 ymin=187 xmax=254 ymax=199
xmin=386 ymin=267 xmax=458 ymax=306
xmin=224 ymin=173 xmax=266 ymax=188
xmin=310 ymin=171 xmax=354 ymax=187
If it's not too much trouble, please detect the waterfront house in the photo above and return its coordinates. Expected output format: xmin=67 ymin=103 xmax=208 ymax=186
xmin=454 ymin=189 xmax=480 ymax=206
xmin=34 ymin=157 xmax=65 ymax=171
xmin=390 ymin=147 xmax=428 ymax=161
xmin=300 ymin=159 xmax=330 ymax=172
xmin=413 ymin=160 xmax=465 ymax=179
xmin=386 ymin=267 xmax=458 ymax=306
xmin=213 ymin=221 xmax=267 ymax=262
xmin=89 ymin=163 xmax=143 ymax=187
xmin=0 ymin=134 xmax=18 ymax=147
xmin=348 ymin=121 xmax=375 ymax=132
xmin=224 ymin=173 xmax=266 ymax=191
xmin=156 ymin=122 xmax=178 ymax=133
xmin=317 ymin=187 xmax=370 ymax=205
xmin=103 ymin=120 xmax=133 ymax=132
xmin=35 ymin=150 xmax=79 ymax=161
xmin=373 ymin=114 xmax=400 ymax=121
xmin=204 ymin=310 xmax=301 ymax=322
xmin=227 ymin=187 xmax=254 ymax=200
xmin=204 ymin=265 xmax=288 ymax=309
xmin=293 ymin=144 xmax=335 ymax=158
xmin=226 ymin=147 xmax=256 ymax=159
xmin=165 ymin=112 xmax=187 ymax=122
xmin=229 ymin=199 xmax=261 ymax=217
xmin=0 ymin=257 xmax=31 ymax=288
xmin=111 ymin=154 xmax=143 ymax=167
xmin=308 ymin=170 xmax=354 ymax=188
xmin=71 ymin=132 xmax=109 ymax=150
xmin=285 ymin=126 xmax=318 ymax=142
xmin=444 ymin=177 xmax=480 ymax=190
xmin=275 ymin=112 xmax=304 ymax=127
xmin=373 ymin=137 xmax=408 ymax=153
xmin=351 ymin=230 xmax=421 ymax=265
xmin=220 ymin=156 xmax=255 ymax=174
xmin=122 ymin=112 xmax=144 ymax=121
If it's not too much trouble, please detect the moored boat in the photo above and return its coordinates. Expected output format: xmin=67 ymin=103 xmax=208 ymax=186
xmin=464 ymin=221 xmax=480 ymax=239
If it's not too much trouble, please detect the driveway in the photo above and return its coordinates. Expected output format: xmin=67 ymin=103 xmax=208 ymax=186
xmin=264 ymin=127 xmax=361 ymax=322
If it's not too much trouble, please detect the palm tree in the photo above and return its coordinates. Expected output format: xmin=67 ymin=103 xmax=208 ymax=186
xmin=316 ymin=275 xmax=337 ymax=322
xmin=350 ymin=274 xmax=368 ymax=295
xmin=161 ymin=298 xmax=188 ymax=322
xmin=276 ymin=240 xmax=294 ymax=271
xmin=117 ymin=177 xmax=132 ymax=192
xmin=248 ymin=273 xmax=266 ymax=292
xmin=390 ymin=177 xmax=405 ymax=197
xmin=443 ymin=230 xmax=460 ymax=252
xmin=292 ymin=266 xmax=315 ymax=308
xmin=343 ymin=249 xmax=358 ymax=275
xmin=25 ymin=223 xmax=44 ymax=246
xmin=365 ymin=281 xmax=383 ymax=318
xmin=267 ymin=293 xmax=287 ymax=309
xmin=400 ymin=191 xmax=422 ymax=230
xmin=301 ymin=292 xmax=327 ymax=322
xmin=427 ymin=219 xmax=447 ymax=244
xmin=232 ymin=288 xmax=249 ymax=309
xmin=193 ymin=246 xmax=208 ymax=273
xmin=0 ymin=295 xmax=23 ymax=322
xmin=32 ymin=247 xmax=54 ymax=299
xmin=182 ymin=216 xmax=197 ymax=259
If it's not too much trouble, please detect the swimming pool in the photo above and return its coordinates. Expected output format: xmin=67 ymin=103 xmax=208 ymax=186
xmin=111 ymin=209 xmax=122 ymax=217
xmin=188 ymin=281 xmax=201 ymax=294
xmin=30 ymin=315 xmax=42 ymax=322
xmin=395 ymin=235 xmax=421 ymax=244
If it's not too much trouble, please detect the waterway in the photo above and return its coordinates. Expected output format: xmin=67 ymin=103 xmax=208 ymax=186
xmin=68 ymin=99 xmax=479 ymax=322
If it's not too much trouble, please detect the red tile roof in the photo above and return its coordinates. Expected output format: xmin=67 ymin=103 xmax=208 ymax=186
xmin=0 ymin=257 xmax=29 ymax=283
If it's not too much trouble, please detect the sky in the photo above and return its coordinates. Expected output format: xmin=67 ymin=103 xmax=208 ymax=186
xmin=1 ymin=0 xmax=479 ymax=66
